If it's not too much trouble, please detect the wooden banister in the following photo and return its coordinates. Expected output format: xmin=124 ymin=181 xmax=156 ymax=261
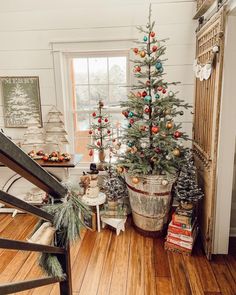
xmin=0 ymin=190 xmax=53 ymax=221
xmin=0 ymin=277 xmax=65 ymax=294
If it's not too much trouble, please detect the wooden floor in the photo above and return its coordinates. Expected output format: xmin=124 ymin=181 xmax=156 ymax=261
xmin=0 ymin=214 xmax=236 ymax=295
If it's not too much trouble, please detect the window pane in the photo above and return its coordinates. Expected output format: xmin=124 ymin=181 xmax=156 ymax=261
xmin=76 ymin=113 xmax=90 ymax=131
xmin=109 ymin=57 xmax=126 ymax=84
xmin=89 ymin=58 xmax=108 ymax=84
xmin=110 ymin=112 xmax=126 ymax=129
xmin=73 ymin=58 xmax=88 ymax=84
xmin=90 ymin=85 xmax=108 ymax=107
xmin=75 ymin=85 xmax=89 ymax=111
xmin=109 ymin=84 xmax=127 ymax=105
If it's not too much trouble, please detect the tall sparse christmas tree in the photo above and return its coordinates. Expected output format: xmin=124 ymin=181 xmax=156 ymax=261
xmin=175 ymin=150 xmax=204 ymax=204
xmin=117 ymin=6 xmax=191 ymax=177
xmin=116 ymin=6 xmax=192 ymax=235
xmin=88 ymin=100 xmax=112 ymax=170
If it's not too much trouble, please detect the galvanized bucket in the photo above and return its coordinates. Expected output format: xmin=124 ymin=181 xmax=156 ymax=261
xmin=125 ymin=174 xmax=176 ymax=234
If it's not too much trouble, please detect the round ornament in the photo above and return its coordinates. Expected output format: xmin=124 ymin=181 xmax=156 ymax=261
xmin=164 ymin=109 xmax=171 ymax=115
xmin=98 ymin=118 xmax=102 ymax=123
xmin=168 ymin=91 xmax=174 ymax=97
xmin=162 ymin=89 xmax=167 ymax=94
xmin=142 ymin=91 xmax=147 ymax=97
xmin=132 ymin=177 xmax=140 ymax=184
xmin=128 ymin=123 xmax=132 ymax=128
xmin=212 ymin=45 xmax=219 ymax=53
xmin=157 ymin=86 xmax=162 ymax=92
xmin=152 ymin=45 xmax=158 ymax=52
xmin=89 ymin=130 xmax=93 ymax=135
xmin=130 ymin=118 xmax=135 ymax=124
xmin=179 ymin=111 xmax=184 ymax=116
xmin=127 ymin=142 xmax=133 ymax=147
xmin=166 ymin=155 xmax=171 ymax=160
xmin=162 ymin=179 xmax=169 ymax=186
xmin=155 ymin=62 xmax=162 ymax=70
xmin=159 ymin=68 xmax=164 ymax=73
xmin=135 ymin=66 xmax=141 ymax=72
xmin=151 ymin=126 xmax=159 ymax=134
xmin=98 ymin=128 xmax=101 ymax=131
xmin=174 ymin=131 xmax=182 ymax=139
xmin=166 ymin=122 xmax=173 ymax=129
xmin=107 ymin=130 xmax=111 ymax=134
xmin=144 ymin=107 xmax=150 ymax=114
xmin=89 ymin=150 xmax=93 ymax=157
xmin=144 ymin=95 xmax=152 ymax=102
xmin=133 ymin=48 xmax=139 ymax=54
xmin=141 ymin=141 xmax=148 ymax=148
xmin=173 ymin=148 xmax=180 ymax=157
xmin=92 ymin=112 xmax=96 ymax=117
xmin=97 ymin=141 xmax=101 ymax=146
xmin=137 ymin=92 xmax=142 ymax=98
xmin=155 ymin=94 xmax=160 ymax=99
xmin=150 ymin=31 xmax=155 ymax=38
xmin=115 ymin=143 xmax=121 ymax=150
xmin=104 ymin=118 xmax=108 ymax=123
xmin=155 ymin=147 xmax=161 ymax=154
xmin=143 ymin=36 xmax=148 ymax=42
xmin=140 ymin=51 xmax=146 ymax=58
xmin=117 ymin=166 xmax=124 ymax=173
xmin=146 ymin=80 xmax=151 ymax=86
xmin=131 ymin=146 xmax=138 ymax=154
xmin=128 ymin=111 xmax=134 ymax=117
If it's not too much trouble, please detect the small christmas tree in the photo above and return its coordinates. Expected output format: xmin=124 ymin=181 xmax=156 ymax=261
xmin=174 ymin=150 xmax=204 ymax=204
xmin=88 ymin=100 xmax=112 ymax=170
xmin=22 ymin=117 xmax=44 ymax=153
xmin=117 ymin=6 xmax=192 ymax=177
xmin=45 ymin=106 xmax=69 ymax=151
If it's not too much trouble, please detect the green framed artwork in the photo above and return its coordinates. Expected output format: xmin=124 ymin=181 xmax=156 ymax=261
xmin=1 ymin=76 xmax=42 ymax=128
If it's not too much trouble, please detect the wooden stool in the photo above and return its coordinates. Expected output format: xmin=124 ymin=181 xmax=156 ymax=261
xmin=101 ymin=216 xmax=127 ymax=236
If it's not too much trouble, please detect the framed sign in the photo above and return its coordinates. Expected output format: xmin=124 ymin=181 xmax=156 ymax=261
xmin=1 ymin=76 xmax=42 ymax=128
xmin=81 ymin=211 xmax=96 ymax=232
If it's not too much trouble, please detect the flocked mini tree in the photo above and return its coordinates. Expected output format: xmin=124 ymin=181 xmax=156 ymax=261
xmin=88 ymin=100 xmax=112 ymax=170
xmin=117 ymin=6 xmax=192 ymax=178
xmin=175 ymin=150 xmax=204 ymax=204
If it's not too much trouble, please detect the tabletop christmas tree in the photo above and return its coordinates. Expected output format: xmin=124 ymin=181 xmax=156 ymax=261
xmin=116 ymin=5 xmax=192 ymax=235
xmin=175 ymin=150 xmax=204 ymax=205
xmin=88 ymin=100 xmax=112 ymax=170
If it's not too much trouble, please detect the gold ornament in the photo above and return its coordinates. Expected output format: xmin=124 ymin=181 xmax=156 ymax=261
xmin=166 ymin=122 xmax=173 ymax=129
xmin=117 ymin=166 xmax=124 ymax=173
xmin=126 ymin=147 xmax=132 ymax=153
xmin=173 ymin=148 xmax=180 ymax=157
xmin=164 ymin=109 xmax=171 ymax=116
xmin=140 ymin=51 xmax=146 ymax=58
xmin=131 ymin=146 xmax=138 ymax=154
xmin=132 ymin=177 xmax=140 ymax=184
xmin=114 ymin=143 xmax=121 ymax=150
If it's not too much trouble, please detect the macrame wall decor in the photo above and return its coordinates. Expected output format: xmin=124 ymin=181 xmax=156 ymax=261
xmin=193 ymin=45 xmax=219 ymax=81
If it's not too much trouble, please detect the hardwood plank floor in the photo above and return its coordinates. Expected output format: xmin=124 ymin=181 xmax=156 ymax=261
xmin=0 ymin=214 xmax=235 ymax=295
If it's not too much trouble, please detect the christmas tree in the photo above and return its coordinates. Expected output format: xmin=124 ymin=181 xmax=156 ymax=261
xmin=45 ymin=106 xmax=69 ymax=151
xmin=117 ymin=6 xmax=191 ymax=176
xmin=88 ymin=100 xmax=112 ymax=169
xmin=174 ymin=150 xmax=204 ymax=204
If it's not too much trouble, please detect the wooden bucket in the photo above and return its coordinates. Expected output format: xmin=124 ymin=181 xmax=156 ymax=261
xmin=125 ymin=174 xmax=176 ymax=235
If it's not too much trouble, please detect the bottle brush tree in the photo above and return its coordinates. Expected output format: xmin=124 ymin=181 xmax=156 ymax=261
xmin=117 ymin=6 xmax=192 ymax=177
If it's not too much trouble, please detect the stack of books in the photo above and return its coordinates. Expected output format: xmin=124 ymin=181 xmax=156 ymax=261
xmin=165 ymin=205 xmax=198 ymax=255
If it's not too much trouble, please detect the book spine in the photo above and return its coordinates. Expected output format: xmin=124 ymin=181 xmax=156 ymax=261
xmin=167 ymin=232 xmax=193 ymax=242
xmin=168 ymin=226 xmax=192 ymax=236
xmin=172 ymin=213 xmax=193 ymax=226
xmin=172 ymin=220 xmax=192 ymax=229
xmin=166 ymin=237 xmax=193 ymax=250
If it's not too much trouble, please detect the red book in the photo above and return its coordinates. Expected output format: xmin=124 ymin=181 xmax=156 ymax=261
xmin=168 ymin=219 xmax=196 ymax=237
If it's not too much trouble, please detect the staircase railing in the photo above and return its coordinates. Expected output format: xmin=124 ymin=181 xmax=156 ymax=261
xmin=0 ymin=132 xmax=72 ymax=295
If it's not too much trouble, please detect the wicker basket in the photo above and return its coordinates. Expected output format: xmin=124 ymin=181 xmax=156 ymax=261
xmin=125 ymin=174 xmax=176 ymax=235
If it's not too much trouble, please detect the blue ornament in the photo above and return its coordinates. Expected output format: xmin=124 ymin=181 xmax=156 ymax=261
xmin=128 ymin=142 xmax=133 ymax=147
xmin=155 ymin=94 xmax=160 ymax=99
xmin=159 ymin=67 xmax=164 ymax=73
xmin=144 ymin=95 xmax=152 ymax=102
xmin=128 ymin=111 xmax=134 ymax=118
xmin=155 ymin=62 xmax=162 ymax=70
xmin=143 ymin=36 xmax=148 ymax=42
xmin=128 ymin=123 xmax=132 ymax=128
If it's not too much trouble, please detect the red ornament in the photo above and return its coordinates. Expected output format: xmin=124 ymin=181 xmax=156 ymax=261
xmin=135 ymin=66 xmax=141 ymax=72
xmin=146 ymin=80 xmax=151 ymax=86
xmin=174 ymin=131 xmax=182 ymax=139
xmin=162 ymin=89 xmax=167 ymax=94
xmin=42 ymin=156 xmax=49 ymax=161
xmin=152 ymin=45 xmax=158 ymax=52
xmin=92 ymin=112 xmax=96 ymax=117
xmin=107 ymin=130 xmax=111 ymax=134
xmin=151 ymin=126 xmax=159 ymax=134
xmin=144 ymin=107 xmax=150 ymax=114
xmin=104 ymin=118 xmax=108 ymax=123
xmin=98 ymin=118 xmax=102 ymax=123
xmin=142 ymin=91 xmax=147 ymax=97
xmin=97 ymin=141 xmax=101 ymax=146
xmin=150 ymin=32 xmax=155 ymax=37
xmin=158 ymin=86 xmax=163 ymax=92
xmin=137 ymin=92 xmax=142 ymax=98
xmin=98 ymin=128 xmax=101 ymax=131
xmin=133 ymin=48 xmax=139 ymax=54
xmin=122 ymin=110 xmax=129 ymax=117
xmin=130 ymin=118 xmax=135 ymax=124
xmin=155 ymin=147 xmax=161 ymax=153
xmin=89 ymin=130 xmax=93 ymax=135
xmin=89 ymin=150 xmax=93 ymax=157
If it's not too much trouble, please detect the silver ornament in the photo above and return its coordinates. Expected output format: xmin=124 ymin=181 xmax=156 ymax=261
xmin=168 ymin=91 xmax=174 ymax=97
xmin=166 ymin=155 xmax=171 ymax=160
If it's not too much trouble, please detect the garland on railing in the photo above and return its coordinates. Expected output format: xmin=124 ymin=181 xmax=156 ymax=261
xmin=34 ymin=180 xmax=91 ymax=279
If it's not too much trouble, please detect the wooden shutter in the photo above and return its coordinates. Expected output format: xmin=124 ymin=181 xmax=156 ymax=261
xmin=193 ymin=8 xmax=226 ymax=259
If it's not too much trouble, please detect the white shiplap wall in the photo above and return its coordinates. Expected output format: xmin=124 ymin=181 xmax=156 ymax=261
xmin=0 ymin=0 xmax=196 ymax=185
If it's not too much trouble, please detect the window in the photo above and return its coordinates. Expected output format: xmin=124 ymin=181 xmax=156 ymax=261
xmin=71 ymin=52 xmax=129 ymax=162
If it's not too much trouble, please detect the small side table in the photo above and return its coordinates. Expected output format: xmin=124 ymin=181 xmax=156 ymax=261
xmin=81 ymin=192 xmax=106 ymax=232
xmin=101 ymin=216 xmax=127 ymax=236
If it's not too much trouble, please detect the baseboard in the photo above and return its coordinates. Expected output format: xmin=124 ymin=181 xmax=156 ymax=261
xmin=230 ymin=226 xmax=236 ymax=237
